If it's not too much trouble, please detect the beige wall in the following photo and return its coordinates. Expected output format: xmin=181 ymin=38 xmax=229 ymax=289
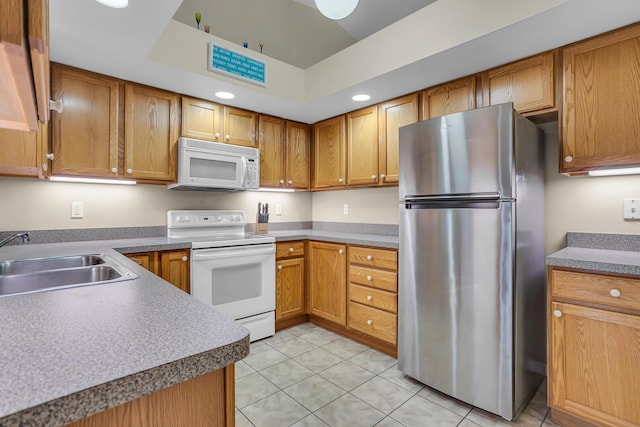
xmin=312 ymin=187 xmax=399 ymax=224
xmin=0 ymin=177 xmax=311 ymax=231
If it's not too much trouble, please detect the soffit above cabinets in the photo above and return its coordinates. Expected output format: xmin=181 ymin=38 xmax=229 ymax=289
xmin=50 ymin=0 xmax=640 ymax=123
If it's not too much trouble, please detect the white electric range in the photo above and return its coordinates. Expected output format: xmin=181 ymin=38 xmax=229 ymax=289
xmin=167 ymin=210 xmax=275 ymax=341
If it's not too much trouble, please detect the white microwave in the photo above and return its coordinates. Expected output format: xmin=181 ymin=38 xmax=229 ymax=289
xmin=168 ymin=137 xmax=260 ymax=191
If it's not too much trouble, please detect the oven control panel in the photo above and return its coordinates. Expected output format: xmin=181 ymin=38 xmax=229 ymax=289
xmin=167 ymin=210 xmax=246 ymax=228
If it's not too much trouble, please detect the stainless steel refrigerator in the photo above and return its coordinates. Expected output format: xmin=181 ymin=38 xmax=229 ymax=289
xmin=398 ymin=103 xmax=546 ymax=420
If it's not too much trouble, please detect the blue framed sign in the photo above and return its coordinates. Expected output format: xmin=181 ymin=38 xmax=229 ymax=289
xmin=208 ymin=43 xmax=266 ymax=87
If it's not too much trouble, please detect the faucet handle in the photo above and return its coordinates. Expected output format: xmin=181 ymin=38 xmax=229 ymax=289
xmin=21 ymin=233 xmax=31 ymax=243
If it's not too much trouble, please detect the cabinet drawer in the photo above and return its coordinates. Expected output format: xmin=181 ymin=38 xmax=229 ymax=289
xmin=349 ymin=283 xmax=397 ymax=313
xmin=349 ymin=246 xmax=397 ymax=271
xmin=552 ymin=269 xmax=640 ymax=312
xmin=349 ymin=265 xmax=397 ymax=292
xmin=349 ymin=302 xmax=397 ymax=344
xmin=276 ymin=241 xmax=305 ymax=259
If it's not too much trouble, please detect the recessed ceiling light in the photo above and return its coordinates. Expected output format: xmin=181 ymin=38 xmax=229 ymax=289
xmin=215 ymin=91 xmax=236 ymax=100
xmin=352 ymin=94 xmax=371 ymax=102
xmin=95 ymin=0 xmax=128 ymax=8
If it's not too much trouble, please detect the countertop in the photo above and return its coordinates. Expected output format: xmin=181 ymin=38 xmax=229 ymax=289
xmin=265 ymin=229 xmax=399 ymax=249
xmin=0 ymin=237 xmax=249 ymax=427
xmin=546 ymin=233 xmax=640 ymax=276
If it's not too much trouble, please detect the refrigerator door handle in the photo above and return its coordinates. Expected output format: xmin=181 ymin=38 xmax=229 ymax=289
xmin=403 ymin=193 xmax=502 ymax=203
xmin=403 ymin=200 xmax=503 ymax=209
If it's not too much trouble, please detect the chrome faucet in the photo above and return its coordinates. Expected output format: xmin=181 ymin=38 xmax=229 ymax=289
xmin=0 ymin=232 xmax=31 ymax=248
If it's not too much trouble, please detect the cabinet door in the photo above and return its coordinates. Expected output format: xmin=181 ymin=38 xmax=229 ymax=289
xmin=51 ymin=64 xmax=120 ymax=178
xmin=159 ymin=250 xmax=190 ymax=294
xmin=181 ymin=96 xmax=222 ymax=142
xmin=550 ymin=302 xmax=640 ymax=426
xmin=223 ymin=107 xmax=257 ymax=148
xmin=124 ymin=83 xmax=179 ymax=182
xmin=482 ymin=51 xmax=556 ymax=114
xmin=420 ymin=76 xmax=477 ymax=120
xmin=276 ymin=257 xmax=305 ymax=321
xmin=125 ymin=251 xmax=158 ymax=273
xmin=308 ymin=241 xmax=346 ymax=325
xmin=258 ymin=115 xmax=286 ymax=187
xmin=285 ymin=121 xmax=310 ymax=189
xmin=347 ymin=106 xmax=379 ymax=186
xmin=562 ymin=24 xmax=640 ymax=172
xmin=378 ymin=94 xmax=418 ymax=184
xmin=0 ymin=123 xmax=47 ymax=177
xmin=313 ymin=115 xmax=346 ymax=189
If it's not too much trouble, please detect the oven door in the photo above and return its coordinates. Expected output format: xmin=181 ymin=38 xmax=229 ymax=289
xmin=191 ymin=243 xmax=275 ymax=320
xmin=180 ymin=145 xmax=246 ymax=190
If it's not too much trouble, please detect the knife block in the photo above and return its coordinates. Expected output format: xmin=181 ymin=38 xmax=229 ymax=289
xmin=255 ymin=214 xmax=269 ymax=234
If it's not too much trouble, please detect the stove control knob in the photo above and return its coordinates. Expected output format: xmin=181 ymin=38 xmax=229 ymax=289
xmin=176 ymin=216 xmax=182 ymax=223
xmin=216 ymin=216 xmax=223 ymax=222
xmin=184 ymin=216 xmax=190 ymax=223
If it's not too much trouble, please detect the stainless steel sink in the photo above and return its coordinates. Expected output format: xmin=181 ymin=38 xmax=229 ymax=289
xmin=0 ymin=254 xmax=105 ymax=275
xmin=0 ymin=254 xmax=137 ymax=297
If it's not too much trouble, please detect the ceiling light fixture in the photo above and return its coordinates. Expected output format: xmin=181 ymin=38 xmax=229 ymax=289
xmin=352 ymin=94 xmax=371 ymax=102
xmin=314 ymin=0 xmax=359 ymax=20
xmin=588 ymin=167 xmax=640 ymax=177
xmin=215 ymin=91 xmax=236 ymax=100
xmin=49 ymin=176 xmax=137 ymax=185
xmin=95 ymin=0 xmax=128 ymax=8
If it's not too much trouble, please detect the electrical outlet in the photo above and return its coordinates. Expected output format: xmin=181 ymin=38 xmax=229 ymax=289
xmin=343 ymin=204 xmax=349 ymax=215
xmin=275 ymin=204 xmax=282 ymax=215
xmin=623 ymin=198 xmax=640 ymax=219
xmin=71 ymin=201 xmax=84 ymax=219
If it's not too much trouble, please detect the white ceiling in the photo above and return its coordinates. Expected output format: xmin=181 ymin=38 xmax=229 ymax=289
xmin=49 ymin=0 xmax=640 ymax=124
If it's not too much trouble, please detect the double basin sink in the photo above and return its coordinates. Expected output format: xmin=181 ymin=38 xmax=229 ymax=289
xmin=0 ymin=254 xmax=138 ymax=297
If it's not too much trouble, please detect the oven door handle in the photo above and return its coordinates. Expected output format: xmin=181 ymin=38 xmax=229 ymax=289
xmin=192 ymin=246 xmax=275 ymax=261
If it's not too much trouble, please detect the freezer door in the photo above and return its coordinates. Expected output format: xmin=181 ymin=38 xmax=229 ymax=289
xmin=398 ymin=201 xmax=515 ymax=418
xmin=398 ymin=103 xmax=514 ymax=200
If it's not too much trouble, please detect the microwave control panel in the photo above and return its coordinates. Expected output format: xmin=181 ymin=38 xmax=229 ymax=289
xmin=246 ymin=158 xmax=259 ymax=188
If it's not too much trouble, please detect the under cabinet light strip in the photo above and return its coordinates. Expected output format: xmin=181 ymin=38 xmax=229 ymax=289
xmin=588 ymin=167 xmax=640 ymax=177
xmin=256 ymin=187 xmax=296 ymax=193
xmin=49 ymin=176 xmax=137 ymax=185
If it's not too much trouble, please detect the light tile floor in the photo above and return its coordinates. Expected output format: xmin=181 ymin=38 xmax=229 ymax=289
xmin=236 ymin=323 xmax=556 ymax=427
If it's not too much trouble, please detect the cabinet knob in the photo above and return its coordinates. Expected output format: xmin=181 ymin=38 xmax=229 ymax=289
xmin=126 ymin=168 xmax=133 ymax=174
xmin=49 ymin=99 xmax=64 ymax=113
xmin=279 ymin=179 xmax=284 ymax=184
xmin=338 ymin=249 xmax=344 ymax=255
xmin=366 ymin=255 xmax=373 ymax=261
xmin=338 ymin=178 xmax=344 ymax=183
xmin=289 ymin=247 xmax=294 ymax=253
xmin=182 ymin=256 xmax=188 ymax=262
xmin=380 ymin=174 xmax=386 ymax=180
xmin=111 ymin=167 xmax=117 ymax=174
xmin=288 ymin=180 xmax=293 ymax=185
xmin=225 ymin=134 xmax=231 ymax=141
xmin=278 ymin=264 xmax=282 ymax=270
xmin=46 ymin=153 xmax=54 ymax=161
xmin=366 ymin=275 xmax=373 ymax=281
xmin=367 ymin=319 xmax=373 ymax=326
xmin=214 ymin=132 xmax=220 ymax=140
xmin=553 ymin=310 xmax=563 ymax=318
xmin=610 ymin=288 xmax=621 ymax=297
xmin=367 ymin=295 xmax=373 ymax=301
xmin=371 ymin=175 xmax=377 ymax=180
xmin=564 ymin=155 xmax=573 ymax=163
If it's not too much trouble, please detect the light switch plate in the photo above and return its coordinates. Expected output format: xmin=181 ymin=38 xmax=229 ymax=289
xmin=343 ymin=204 xmax=349 ymax=215
xmin=623 ymin=199 xmax=640 ymax=220
xmin=275 ymin=204 xmax=282 ymax=215
xmin=71 ymin=201 xmax=84 ymax=219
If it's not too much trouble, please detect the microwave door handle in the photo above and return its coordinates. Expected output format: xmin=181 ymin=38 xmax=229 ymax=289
xmin=240 ymin=157 xmax=248 ymax=189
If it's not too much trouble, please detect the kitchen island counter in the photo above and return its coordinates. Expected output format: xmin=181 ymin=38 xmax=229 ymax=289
xmin=0 ymin=239 xmax=249 ymax=426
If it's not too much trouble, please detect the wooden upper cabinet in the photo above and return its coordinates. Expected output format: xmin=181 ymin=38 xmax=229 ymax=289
xmin=378 ymin=94 xmax=419 ymax=184
xmin=223 ymin=107 xmax=257 ymax=148
xmin=258 ymin=114 xmax=286 ymax=187
xmin=181 ymin=96 xmax=222 ymax=142
xmin=124 ymin=83 xmax=179 ymax=182
xmin=50 ymin=64 xmax=121 ymax=178
xmin=285 ymin=121 xmax=310 ymax=189
xmin=561 ymin=23 xmax=640 ymax=173
xmin=313 ymin=115 xmax=346 ymax=189
xmin=482 ymin=51 xmax=556 ymax=116
xmin=421 ymin=76 xmax=476 ymax=120
xmin=308 ymin=241 xmax=347 ymax=325
xmin=0 ymin=124 xmax=47 ymax=178
xmin=347 ymin=106 xmax=379 ymax=186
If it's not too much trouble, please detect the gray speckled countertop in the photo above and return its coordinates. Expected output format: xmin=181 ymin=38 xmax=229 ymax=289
xmin=265 ymin=230 xmax=399 ymax=249
xmin=546 ymin=232 xmax=640 ymax=276
xmin=0 ymin=238 xmax=249 ymax=427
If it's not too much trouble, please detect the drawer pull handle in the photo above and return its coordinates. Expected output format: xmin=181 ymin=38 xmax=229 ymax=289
xmin=111 ymin=167 xmax=117 ymax=174
xmin=367 ymin=295 xmax=373 ymax=301
xmin=277 ymin=265 xmax=282 ymax=270
xmin=610 ymin=288 xmax=621 ymax=297
xmin=564 ymin=155 xmax=573 ymax=163
xmin=553 ymin=310 xmax=562 ymax=318
xmin=225 ymin=134 xmax=231 ymax=141
xmin=289 ymin=247 xmax=294 ymax=253
xmin=279 ymin=179 xmax=284 ymax=184
xmin=371 ymin=175 xmax=377 ymax=180
xmin=182 ymin=256 xmax=188 ymax=262
xmin=366 ymin=275 xmax=373 ymax=281
xmin=380 ymin=174 xmax=386 ymax=180
xmin=288 ymin=180 xmax=293 ymax=185
xmin=366 ymin=255 xmax=373 ymax=261
xmin=367 ymin=319 xmax=373 ymax=326
xmin=339 ymin=178 xmax=344 ymax=183
xmin=126 ymin=168 xmax=133 ymax=174
xmin=339 ymin=249 xmax=344 ymax=255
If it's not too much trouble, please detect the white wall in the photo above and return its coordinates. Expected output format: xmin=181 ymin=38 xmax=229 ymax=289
xmin=0 ymin=177 xmax=311 ymax=231
xmin=312 ymin=187 xmax=399 ymax=224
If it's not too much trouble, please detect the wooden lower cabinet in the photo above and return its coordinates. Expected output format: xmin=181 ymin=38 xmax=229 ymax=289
xmin=125 ymin=249 xmax=190 ymax=293
xmin=66 ymin=365 xmax=235 ymax=427
xmin=548 ymin=268 xmax=640 ymax=427
xmin=275 ymin=241 xmax=306 ymax=329
xmin=307 ymin=241 xmax=347 ymax=325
